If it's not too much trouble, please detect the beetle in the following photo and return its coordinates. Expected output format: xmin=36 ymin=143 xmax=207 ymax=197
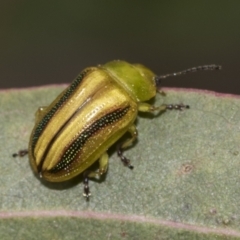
xmin=13 ymin=60 xmax=221 ymax=198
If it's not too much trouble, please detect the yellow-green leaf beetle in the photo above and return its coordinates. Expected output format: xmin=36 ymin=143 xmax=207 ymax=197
xmin=13 ymin=60 xmax=221 ymax=198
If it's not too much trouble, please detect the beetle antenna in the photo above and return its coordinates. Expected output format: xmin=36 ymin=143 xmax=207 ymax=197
xmin=155 ymin=64 xmax=222 ymax=88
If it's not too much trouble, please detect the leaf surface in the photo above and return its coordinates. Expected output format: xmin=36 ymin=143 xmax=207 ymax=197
xmin=1 ymin=86 xmax=240 ymax=239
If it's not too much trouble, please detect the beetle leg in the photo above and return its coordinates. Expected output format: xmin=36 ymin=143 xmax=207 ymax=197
xmin=83 ymin=152 xmax=109 ymax=198
xmin=12 ymin=149 xmax=28 ymax=157
xmin=117 ymin=124 xmax=137 ymax=170
xmin=138 ymin=102 xmax=189 ymax=113
xmin=83 ymin=171 xmax=91 ymax=199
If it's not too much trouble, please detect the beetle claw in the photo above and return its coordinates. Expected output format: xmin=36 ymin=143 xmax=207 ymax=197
xmin=128 ymin=164 xmax=134 ymax=170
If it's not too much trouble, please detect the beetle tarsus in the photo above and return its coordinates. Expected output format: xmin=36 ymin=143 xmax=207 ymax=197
xmin=12 ymin=149 xmax=28 ymax=158
xmin=83 ymin=173 xmax=91 ymax=198
xmin=165 ymin=104 xmax=190 ymax=111
xmin=117 ymin=146 xmax=134 ymax=170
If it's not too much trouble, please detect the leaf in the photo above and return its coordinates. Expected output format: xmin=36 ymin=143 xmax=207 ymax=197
xmin=1 ymin=85 xmax=240 ymax=239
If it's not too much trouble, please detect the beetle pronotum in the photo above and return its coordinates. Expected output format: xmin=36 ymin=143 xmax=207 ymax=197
xmin=13 ymin=60 xmax=221 ymax=198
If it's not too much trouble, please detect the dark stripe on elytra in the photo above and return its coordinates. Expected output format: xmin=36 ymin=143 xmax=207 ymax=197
xmin=48 ymin=106 xmax=130 ymax=174
xmin=31 ymin=69 xmax=91 ymax=151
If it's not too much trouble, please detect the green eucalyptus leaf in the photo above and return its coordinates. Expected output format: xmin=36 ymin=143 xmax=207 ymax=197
xmin=1 ymin=86 xmax=240 ymax=240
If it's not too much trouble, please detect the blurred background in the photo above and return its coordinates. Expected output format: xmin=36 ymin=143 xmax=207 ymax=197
xmin=1 ymin=1 xmax=240 ymax=94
